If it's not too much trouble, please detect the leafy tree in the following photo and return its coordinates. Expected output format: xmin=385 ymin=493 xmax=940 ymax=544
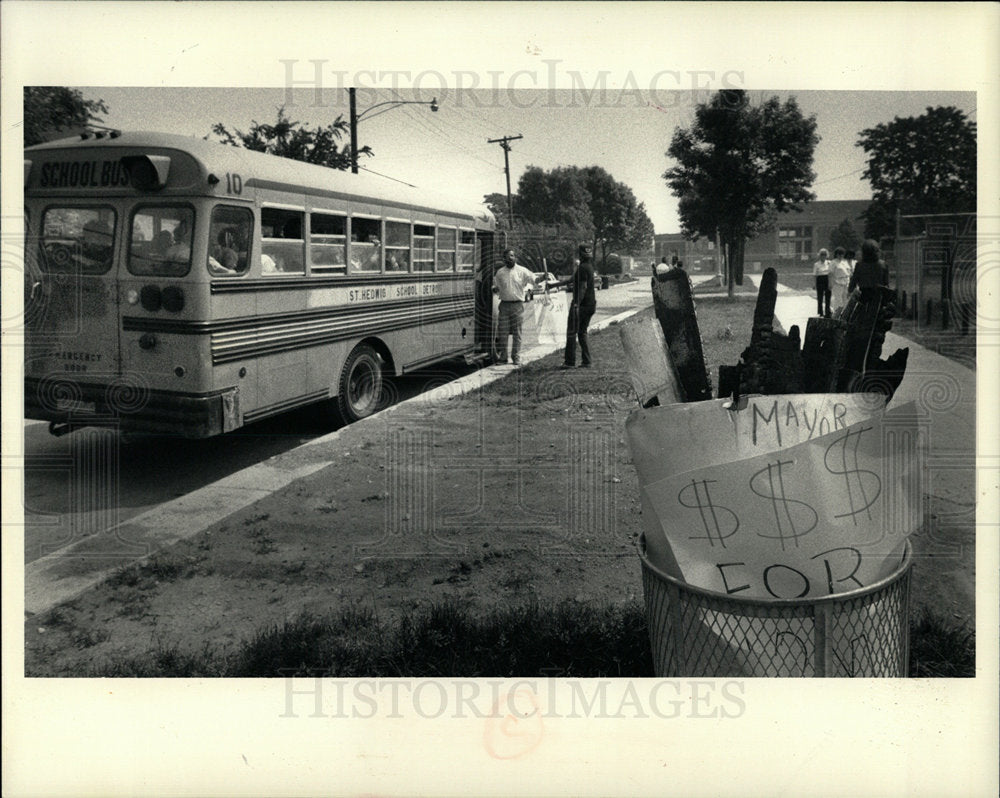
xmin=857 ymin=106 xmax=976 ymax=239
xmin=483 ymin=192 xmax=515 ymax=230
xmin=209 ymin=106 xmax=370 ymax=170
xmin=664 ymin=90 xmax=819 ymax=295
xmin=516 ymin=166 xmax=594 ymax=234
xmin=23 ymin=87 xmax=108 ymax=146
xmin=829 ymin=217 xmax=863 ymax=254
xmin=582 ymin=166 xmax=655 ymax=268
xmin=512 ymin=165 xmax=654 ymax=269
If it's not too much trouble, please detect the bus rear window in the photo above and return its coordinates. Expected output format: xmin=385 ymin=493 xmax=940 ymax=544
xmin=39 ymin=206 xmax=117 ymax=274
xmin=128 ymin=206 xmax=194 ymax=277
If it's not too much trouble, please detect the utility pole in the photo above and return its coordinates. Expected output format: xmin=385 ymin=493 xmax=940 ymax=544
xmin=488 ymin=134 xmax=522 ymax=229
xmin=349 ymin=88 xmax=359 ymax=174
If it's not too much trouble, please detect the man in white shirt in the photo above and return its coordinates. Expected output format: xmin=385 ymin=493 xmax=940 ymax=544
xmin=812 ymin=247 xmax=832 ymax=317
xmin=492 ymin=248 xmax=538 ymax=365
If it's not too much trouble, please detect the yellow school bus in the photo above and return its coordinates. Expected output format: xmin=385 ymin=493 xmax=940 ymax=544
xmin=24 ymin=131 xmax=497 ymax=437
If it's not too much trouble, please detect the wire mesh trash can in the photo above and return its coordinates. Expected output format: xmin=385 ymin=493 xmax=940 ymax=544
xmin=639 ymin=536 xmax=913 ymax=677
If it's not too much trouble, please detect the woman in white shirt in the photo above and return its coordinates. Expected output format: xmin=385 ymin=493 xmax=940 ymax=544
xmin=831 ymin=246 xmax=854 ymax=313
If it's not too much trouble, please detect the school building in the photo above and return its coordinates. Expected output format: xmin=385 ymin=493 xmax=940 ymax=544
xmin=655 ymin=199 xmax=871 ymax=273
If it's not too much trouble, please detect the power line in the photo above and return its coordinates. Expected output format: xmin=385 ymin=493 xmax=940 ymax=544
xmin=388 ymin=91 xmax=499 ymax=168
xmin=357 ymin=165 xmax=417 ymax=188
xmin=814 ymin=167 xmax=866 ymax=186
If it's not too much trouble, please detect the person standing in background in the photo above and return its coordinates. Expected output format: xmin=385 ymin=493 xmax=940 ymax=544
xmin=848 ymin=239 xmax=890 ymax=296
xmin=492 ymin=248 xmax=537 ymax=366
xmin=553 ymin=243 xmax=597 ymax=369
xmin=813 ymin=247 xmax=832 ymax=317
xmin=831 ymin=246 xmax=854 ymax=312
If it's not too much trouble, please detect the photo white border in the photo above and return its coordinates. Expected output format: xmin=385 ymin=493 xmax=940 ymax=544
xmin=3 ymin=2 xmax=998 ymax=796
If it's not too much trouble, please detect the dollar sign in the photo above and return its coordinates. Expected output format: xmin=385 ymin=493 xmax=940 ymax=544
xmin=749 ymin=459 xmax=818 ymax=550
xmin=677 ymin=479 xmax=740 ymax=548
xmin=824 ymin=426 xmax=881 ymax=523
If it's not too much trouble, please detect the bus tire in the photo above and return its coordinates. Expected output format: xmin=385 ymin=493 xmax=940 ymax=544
xmin=337 ymin=344 xmax=383 ymax=423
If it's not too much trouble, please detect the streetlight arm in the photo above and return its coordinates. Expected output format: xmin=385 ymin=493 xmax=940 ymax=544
xmin=356 ymin=98 xmax=438 ymax=122
xmin=348 ymin=88 xmax=437 ymax=175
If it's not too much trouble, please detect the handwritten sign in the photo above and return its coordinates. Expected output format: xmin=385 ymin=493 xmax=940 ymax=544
xmin=628 ymin=395 xmax=920 ymax=599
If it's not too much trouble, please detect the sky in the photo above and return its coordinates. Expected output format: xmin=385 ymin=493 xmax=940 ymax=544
xmin=78 ymin=86 xmax=976 ymax=234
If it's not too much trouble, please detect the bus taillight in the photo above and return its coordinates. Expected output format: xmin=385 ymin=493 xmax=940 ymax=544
xmin=140 ymin=284 xmax=162 ymax=311
xmin=162 ymin=286 xmax=184 ymax=312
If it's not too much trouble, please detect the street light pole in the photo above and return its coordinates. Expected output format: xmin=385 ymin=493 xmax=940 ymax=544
xmin=349 ymin=88 xmax=359 ymax=174
xmin=348 ymin=87 xmax=438 ymax=175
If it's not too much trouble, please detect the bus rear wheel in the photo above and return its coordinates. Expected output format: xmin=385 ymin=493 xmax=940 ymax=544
xmin=337 ymin=344 xmax=383 ymax=423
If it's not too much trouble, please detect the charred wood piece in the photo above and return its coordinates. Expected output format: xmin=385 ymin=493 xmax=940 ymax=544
xmin=651 ymin=267 xmax=713 ymax=402
xmin=717 ymin=272 xmax=909 ymax=404
xmin=724 ymin=268 xmax=803 ymax=397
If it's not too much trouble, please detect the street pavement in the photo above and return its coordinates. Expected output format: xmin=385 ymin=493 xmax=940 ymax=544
xmin=24 ymin=273 xmax=979 ymax=616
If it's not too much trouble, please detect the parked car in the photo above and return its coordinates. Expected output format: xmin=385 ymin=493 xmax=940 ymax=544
xmin=525 ymin=271 xmax=558 ymax=301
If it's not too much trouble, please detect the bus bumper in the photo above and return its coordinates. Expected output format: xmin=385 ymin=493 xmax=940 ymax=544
xmin=23 ymin=379 xmax=242 ymax=438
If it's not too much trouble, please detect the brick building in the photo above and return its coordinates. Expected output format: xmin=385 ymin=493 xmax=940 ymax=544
xmin=744 ymin=199 xmax=870 ymax=271
xmin=656 ymin=199 xmax=870 ymax=273
xmin=652 ymin=233 xmax=717 ymax=272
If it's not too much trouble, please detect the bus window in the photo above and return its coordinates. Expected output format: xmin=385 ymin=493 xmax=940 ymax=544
xmin=261 ymin=207 xmax=305 ymax=275
xmin=413 ymin=224 xmax=434 ymax=272
xmin=457 ymin=230 xmax=476 ymax=272
xmin=436 ymin=227 xmax=456 ymax=272
xmin=385 ymin=220 xmax=410 ymax=272
xmin=128 ymin=206 xmax=194 ymax=277
xmin=350 ymin=217 xmax=382 ymax=272
xmin=208 ymin=205 xmax=252 ymax=276
xmin=39 ymin=206 xmax=117 ymax=274
xmin=309 ymin=212 xmax=347 ymax=274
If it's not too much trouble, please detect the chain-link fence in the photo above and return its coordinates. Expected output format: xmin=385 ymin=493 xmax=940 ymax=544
xmin=886 ymin=212 xmax=976 ymax=334
xmin=639 ymin=536 xmax=912 ymax=677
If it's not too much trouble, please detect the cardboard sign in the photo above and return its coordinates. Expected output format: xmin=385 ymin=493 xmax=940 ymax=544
xmin=628 ymin=395 xmax=921 ymax=599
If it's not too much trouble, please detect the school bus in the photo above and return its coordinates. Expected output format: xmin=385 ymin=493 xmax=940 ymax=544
xmin=23 ymin=131 xmax=498 ymax=437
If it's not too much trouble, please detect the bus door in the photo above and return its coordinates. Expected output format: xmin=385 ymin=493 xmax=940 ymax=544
xmin=474 ymin=232 xmax=497 ymax=353
xmin=26 ymin=203 xmax=124 ymax=404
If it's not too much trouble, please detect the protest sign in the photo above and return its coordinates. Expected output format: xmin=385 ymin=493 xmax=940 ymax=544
xmin=627 ymin=394 xmax=921 ymax=599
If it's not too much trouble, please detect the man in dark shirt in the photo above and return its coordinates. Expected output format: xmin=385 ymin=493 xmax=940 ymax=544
xmin=555 ymin=243 xmax=597 ymax=368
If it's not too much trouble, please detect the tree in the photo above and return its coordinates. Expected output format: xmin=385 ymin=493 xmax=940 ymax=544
xmin=24 ymin=87 xmax=108 ymax=146
xmin=664 ymin=90 xmax=819 ymax=296
xmin=516 ymin=166 xmax=594 ymax=234
xmin=857 ymin=106 xmax=976 ymax=240
xmin=483 ymin=192 xmax=515 ymax=230
xmin=581 ymin=166 xmax=655 ymax=269
xmin=829 ymin=217 xmax=863 ymax=254
xmin=511 ymin=165 xmax=654 ymax=269
xmin=209 ymin=106 xmax=369 ymax=170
